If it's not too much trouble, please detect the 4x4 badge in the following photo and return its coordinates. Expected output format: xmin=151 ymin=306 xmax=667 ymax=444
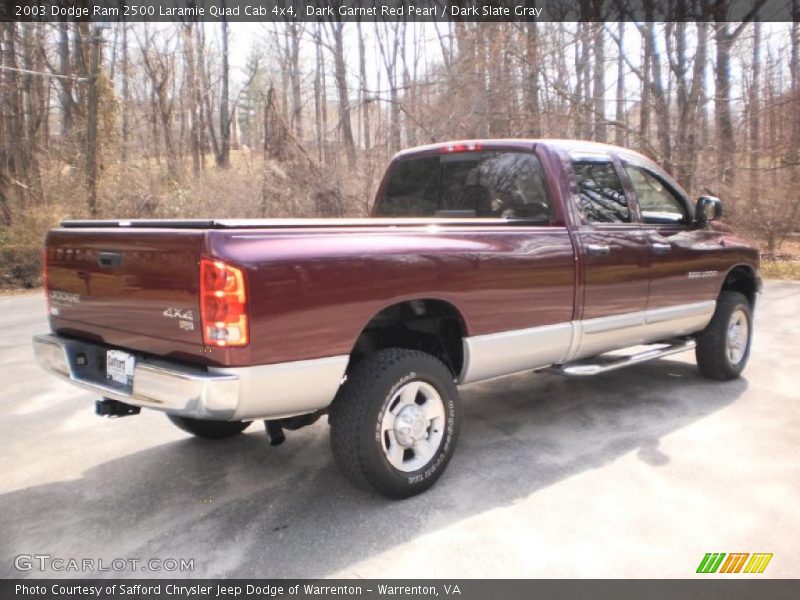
xmin=162 ymin=307 xmax=194 ymax=321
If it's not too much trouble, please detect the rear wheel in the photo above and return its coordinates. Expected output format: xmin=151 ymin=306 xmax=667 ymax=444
xmin=695 ymin=290 xmax=753 ymax=380
xmin=167 ymin=415 xmax=252 ymax=439
xmin=329 ymin=349 xmax=460 ymax=499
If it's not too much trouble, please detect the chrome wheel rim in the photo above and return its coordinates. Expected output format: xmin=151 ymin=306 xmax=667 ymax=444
xmin=727 ymin=308 xmax=749 ymax=365
xmin=380 ymin=381 xmax=446 ymax=473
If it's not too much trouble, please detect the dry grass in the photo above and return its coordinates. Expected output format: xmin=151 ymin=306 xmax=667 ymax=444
xmin=759 ymin=238 xmax=800 ymax=280
xmin=0 ymin=287 xmax=41 ymax=297
xmin=0 ymin=147 xmax=377 ymax=289
xmin=760 ymin=260 xmax=800 ymax=281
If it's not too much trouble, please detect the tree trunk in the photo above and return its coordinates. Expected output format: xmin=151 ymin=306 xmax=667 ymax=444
xmin=714 ymin=19 xmax=736 ymax=195
xmin=790 ymin=0 xmax=799 ymax=167
xmin=672 ymin=15 xmax=706 ymax=194
xmin=401 ymin=23 xmax=418 ymax=146
xmin=575 ymin=23 xmax=591 ymax=138
xmin=196 ymin=25 xmax=212 ymax=167
xmin=313 ymin=24 xmax=324 ymax=163
xmin=86 ymin=27 xmax=101 ymax=216
xmin=357 ymin=20 xmax=370 ymax=150
xmin=1 ymin=23 xmax=27 ymax=212
xmin=289 ymin=23 xmax=303 ymax=140
xmin=120 ymin=22 xmax=129 ymax=165
xmin=329 ymin=22 xmax=356 ymax=170
xmin=614 ymin=21 xmax=626 ymax=146
xmin=643 ymin=21 xmax=672 ymax=173
xmin=377 ymin=22 xmax=402 ymax=152
xmin=182 ymin=23 xmax=200 ymax=174
xmin=526 ymin=22 xmax=542 ymax=137
xmin=320 ymin=27 xmax=328 ymax=163
xmin=639 ymin=25 xmax=651 ymax=151
xmin=58 ymin=22 xmax=73 ymax=139
xmin=217 ymin=16 xmax=230 ymax=168
xmin=592 ymin=20 xmax=606 ymax=142
xmin=21 ymin=23 xmax=44 ymax=202
xmin=749 ymin=20 xmax=761 ymax=207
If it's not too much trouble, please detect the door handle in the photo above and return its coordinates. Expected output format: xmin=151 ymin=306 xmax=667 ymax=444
xmin=97 ymin=251 xmax=123 ymax=268
xmin=586 ymin=244 xmax=610 ymax=257
xmin=651 ymin=243 xmax=671 ymax=255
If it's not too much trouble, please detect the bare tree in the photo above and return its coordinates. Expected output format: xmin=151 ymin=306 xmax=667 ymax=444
xmin=356 ymin=19 xmax=370 ymax=150
xmin=287 ymin=22 xmax=304 ymax=139
xmin=668 ymin=14 xmax=707 ymax=194
xmin=312 ymin=23 xmax=326 ymax=164
xmin=376 ymin=21 xmax=402 ymax=151
xmin=218 ymin=15 xmax=231 ymax=168
xmin=120 ymin=22 xmax=129 ymax=165
xmin=790 ymin=0 xmax=800 ymax=168
xmin=526 ymin=22 xmax=542 ymax=137
xmin=324 ymin=20 xmax=356 ymax=170
xmin=712 ymin=0 xmax=765 ymax=202
xmin=749 ymin=19 xmax=761 ymax=207
xmin=182 ymin=21 xmax=201 ymax=174
xmin=57 ymin=22 xmax=74 ymax=140
xmin=613 ymin=22 xmax=625 ymax=145
xmin=138 ymin=26 xmax=180 ymax=180
xmin=591 ymin=16 xmax=606 ymax=142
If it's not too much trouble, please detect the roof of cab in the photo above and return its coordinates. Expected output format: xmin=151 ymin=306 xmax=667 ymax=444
xmin=394 ymin=138 xmax=658 ymax=169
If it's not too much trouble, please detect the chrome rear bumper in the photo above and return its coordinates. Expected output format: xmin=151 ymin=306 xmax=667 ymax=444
xmin=32 ymin=333 xmax=348 ymax=421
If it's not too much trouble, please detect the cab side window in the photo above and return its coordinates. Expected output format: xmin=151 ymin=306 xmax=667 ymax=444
xmin=571 ymin=161 xmax=631 ymax=224
xmin=625 ymin=166 xmax=688 ymax=225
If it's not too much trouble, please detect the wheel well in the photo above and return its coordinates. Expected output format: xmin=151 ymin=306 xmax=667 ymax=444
xmin=349 ymin=300 xmax=466 ymax=377
xmin=721 ymin=265 xmax=757 ymax=307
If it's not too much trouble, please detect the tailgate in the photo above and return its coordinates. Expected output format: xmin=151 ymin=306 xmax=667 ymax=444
xmin=45 ymin=228 xmax=205 ymax=346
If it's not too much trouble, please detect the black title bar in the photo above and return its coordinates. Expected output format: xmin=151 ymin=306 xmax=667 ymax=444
xmin=3 ymin=0 xmax=798 ymax=23
xmin=3 ymin=579 xmax=800 ymax=600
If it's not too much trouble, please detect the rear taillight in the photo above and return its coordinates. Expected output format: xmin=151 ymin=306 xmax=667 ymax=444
xmin=200 ymin=258 xmax=249 ymax=347
xmin=43 ymin=248 xmax=51 ymax=315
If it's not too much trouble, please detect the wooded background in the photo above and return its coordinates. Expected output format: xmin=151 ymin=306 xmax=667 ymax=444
xmin=1 ymin=7 xmax=799 ymax=287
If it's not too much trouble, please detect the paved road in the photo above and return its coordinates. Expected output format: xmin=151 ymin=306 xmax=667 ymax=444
xmin=1 ymin=283 xmax=799 ymax=578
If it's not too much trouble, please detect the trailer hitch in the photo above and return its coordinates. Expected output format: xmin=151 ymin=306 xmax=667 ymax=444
xmin=263 ymin=411 xmax=326 ymax=447
xmin=264 ymin=420 xmax=286 ymax=446
xmin=95 ymin=398 xmax=141 ymax=418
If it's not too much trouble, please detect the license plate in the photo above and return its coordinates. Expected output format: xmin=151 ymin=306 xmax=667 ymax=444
xmin=106 ymin=350 xmax=135 ymax=387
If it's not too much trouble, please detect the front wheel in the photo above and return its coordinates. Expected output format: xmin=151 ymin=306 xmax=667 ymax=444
xmin=167 ymin=415 xmax=252 ymax=439
xmin=695 ymin=290 xmax=753 ymax=380
xmin=329 ymin=349 xmax=461 ymax=499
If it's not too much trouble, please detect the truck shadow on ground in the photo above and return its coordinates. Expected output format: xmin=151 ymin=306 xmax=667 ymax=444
xmin=0 ymin=359 xmax=746 ymax=578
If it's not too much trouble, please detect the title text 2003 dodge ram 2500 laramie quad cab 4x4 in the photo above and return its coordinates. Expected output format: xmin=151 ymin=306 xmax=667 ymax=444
xmin=34 ymin=139 xmax=760 ymax=498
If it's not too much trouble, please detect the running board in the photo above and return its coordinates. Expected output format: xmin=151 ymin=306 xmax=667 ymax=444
xmin=549 ymin=338 xmax=697 ymax=377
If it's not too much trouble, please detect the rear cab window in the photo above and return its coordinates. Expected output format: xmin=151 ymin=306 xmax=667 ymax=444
xmin=376 ymin=151 xmax=552 ymax=223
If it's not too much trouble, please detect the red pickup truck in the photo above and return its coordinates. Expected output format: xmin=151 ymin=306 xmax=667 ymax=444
xmin=34 ymin=139 xmax=760 ymax=498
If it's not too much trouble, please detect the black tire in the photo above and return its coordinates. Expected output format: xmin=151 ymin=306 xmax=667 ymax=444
xmin=329 ymin=349 xmax=461 ymax=499
xmin=167 ymin=415 xmax=252 ymax=439
xmin=695 ymin=290 xmax=753 ymax=380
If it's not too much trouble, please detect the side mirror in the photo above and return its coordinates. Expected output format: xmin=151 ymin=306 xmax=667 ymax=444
xmin=696 ymin=196 xmax=723 ymax=224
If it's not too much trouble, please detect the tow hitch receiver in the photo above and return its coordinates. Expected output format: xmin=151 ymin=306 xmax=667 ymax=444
xmin=264 ymin=420 xmax=286 ymax=446
xmin=95 ymin=398 xmax=141 ymax=418
xmin=263 ymin=411 xmax=325 ymax=446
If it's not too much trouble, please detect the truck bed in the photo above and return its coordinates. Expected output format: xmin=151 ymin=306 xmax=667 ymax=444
xmin=59 ymin=217 xmax=534 ymax=229
xmin=45 ymin=219 xmax=577 ymax=369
